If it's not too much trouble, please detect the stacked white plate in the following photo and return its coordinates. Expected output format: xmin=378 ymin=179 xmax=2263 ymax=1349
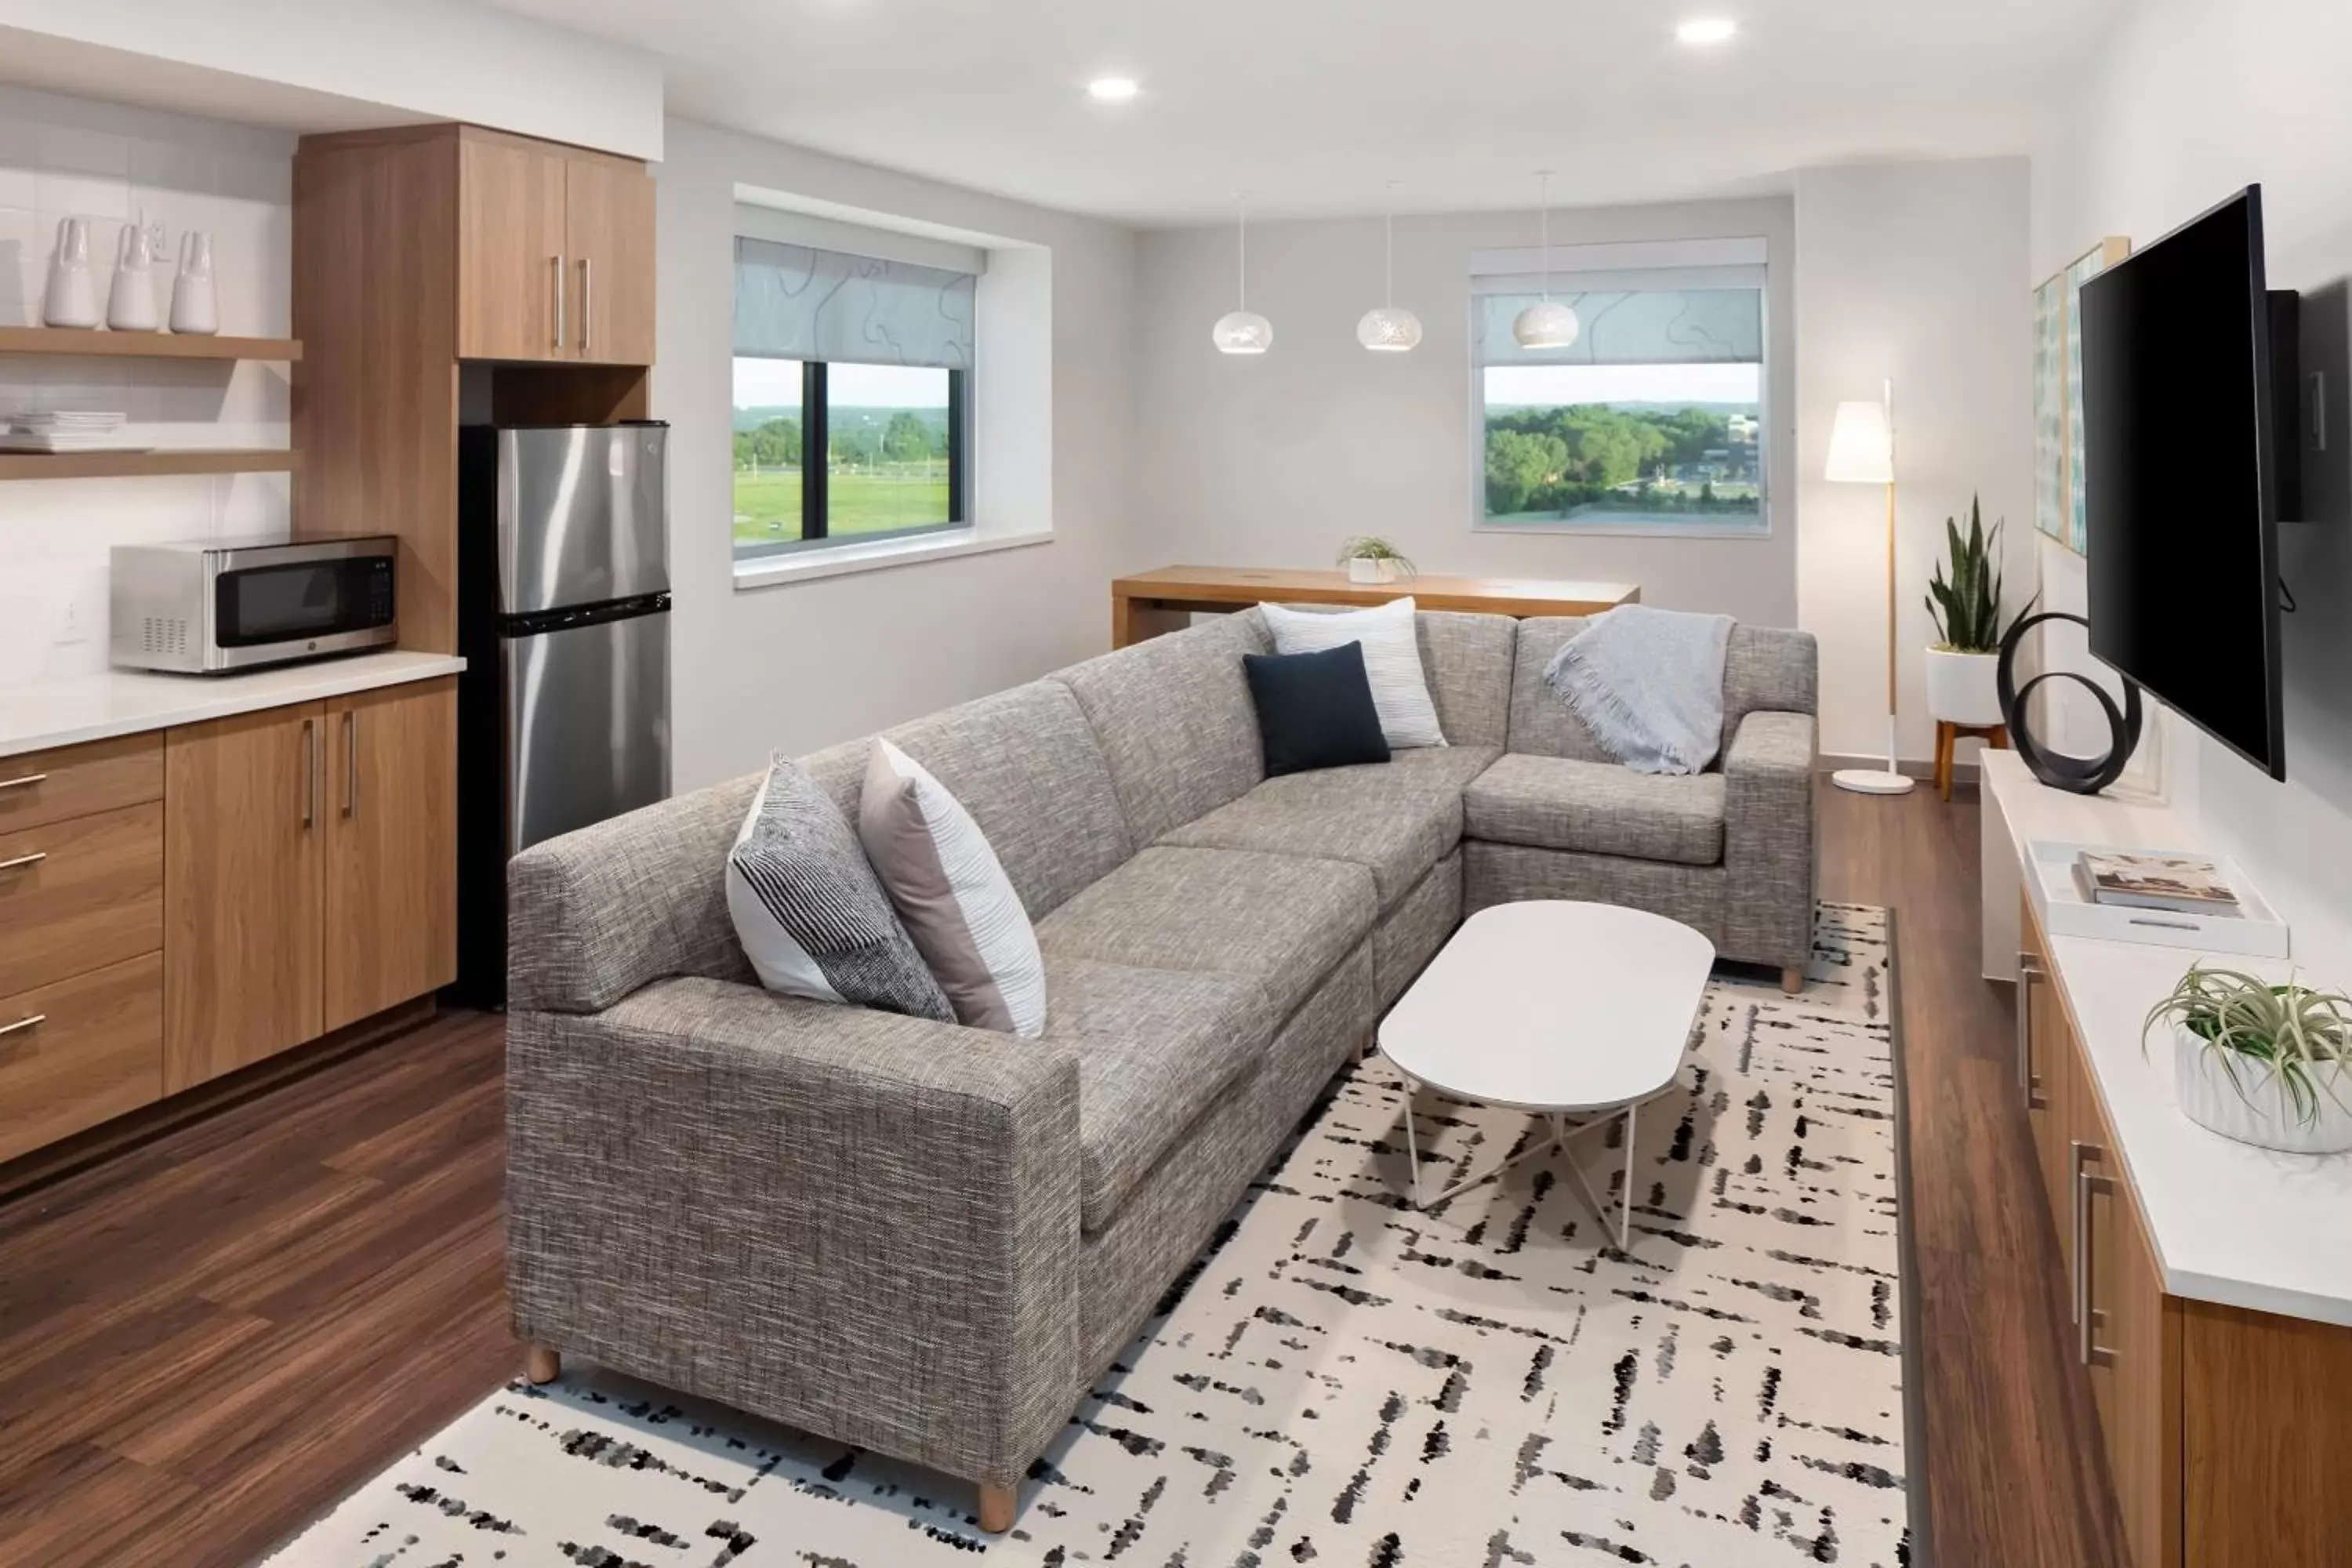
xmin=0 ymin=412 xmax=151 ymax=454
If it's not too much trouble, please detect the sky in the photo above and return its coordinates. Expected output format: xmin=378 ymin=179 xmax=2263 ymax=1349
xmin=1483 ymin=362 xmax=1761 ymax=406
xmin=732 ymin=358 xmax=950 ymax=409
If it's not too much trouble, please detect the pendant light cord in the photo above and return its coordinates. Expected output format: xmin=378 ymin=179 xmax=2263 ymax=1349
xmin=1236 ymin=196 xmax=1248 ymax=311
xmin=1383 ymin=183 xmax=1396 ymax=307
xmin=1537 ymin=170 xmax=1553 ymax=305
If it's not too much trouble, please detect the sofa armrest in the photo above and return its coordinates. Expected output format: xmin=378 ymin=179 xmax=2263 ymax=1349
xmin=507 ymin=978 xmax=1083 ymax=1488
xmin=1722 ymin=709 xmax=1817 ymax=971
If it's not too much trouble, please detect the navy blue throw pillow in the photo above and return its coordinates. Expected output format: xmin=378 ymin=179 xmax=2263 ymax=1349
xmin=1243 ymin=642 xmax=1392 ymax=778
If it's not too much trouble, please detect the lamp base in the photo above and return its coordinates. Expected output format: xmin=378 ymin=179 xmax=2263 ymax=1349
xmin=1832 ymin=768 xmax=1916 ymax=797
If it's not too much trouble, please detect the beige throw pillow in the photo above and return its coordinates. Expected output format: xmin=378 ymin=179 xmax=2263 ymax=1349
xmin=858 ymin=739 xmax=1048 ymax=1039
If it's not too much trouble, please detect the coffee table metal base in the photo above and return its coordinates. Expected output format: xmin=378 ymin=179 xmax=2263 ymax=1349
xmin=1396 ymin=1081 xmax=1639 ymax=1250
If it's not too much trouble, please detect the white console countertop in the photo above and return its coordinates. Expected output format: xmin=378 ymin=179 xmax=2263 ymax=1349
xmin=0 ymin=651 xmax=466 ymax=760
xmin=1983 ymin=750 xmax=2352 ymax=1327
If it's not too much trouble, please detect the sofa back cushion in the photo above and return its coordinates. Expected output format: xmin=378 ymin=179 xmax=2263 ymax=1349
xmin=1505 ymin=617 xmax=1617 ymax=762
xmin=877 ymin=681 xmax=1135 ymax=922
xmin=1417 ymin=611 xmax=1517 ymax=750
xmin=1051 ymin=611 xmax=1272 ymax=845
xmin=1508 ymin=617 xmax=1820 ymax=764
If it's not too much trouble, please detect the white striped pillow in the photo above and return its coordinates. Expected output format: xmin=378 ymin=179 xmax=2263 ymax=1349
xmin=1260 ymin=597 xmax=1447 ymax=749
xmin=857 ymin=739 xmax=1048 ymax=1039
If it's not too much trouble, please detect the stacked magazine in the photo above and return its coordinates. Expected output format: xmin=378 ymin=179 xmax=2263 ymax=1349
xmin=0 ymin=412 xmax=147 ymax=454
xmin=2074 ymin=850 xmax=2242 ymax=918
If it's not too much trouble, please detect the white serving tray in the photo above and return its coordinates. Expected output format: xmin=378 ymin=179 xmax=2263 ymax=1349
xmin=2027 ymin=840 xmax=2290 ymax=960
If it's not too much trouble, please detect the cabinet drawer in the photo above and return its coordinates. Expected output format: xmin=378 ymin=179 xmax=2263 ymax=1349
xmin=0 ymin=732 xmax=163 ymax=835
xmin=0 ymin=801 xmax=164 ymax=997
xmin=0 ymin=951 xmax=163 ymax=1164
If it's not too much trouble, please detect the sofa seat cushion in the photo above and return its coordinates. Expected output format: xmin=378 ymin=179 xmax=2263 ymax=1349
xmin=1157 ymin=746 xmax=1499 ymax=912
xmin=1038 ymin=847 xmax=1377 ymax=1019
xmin=1047 ymin=958 xmax=1269 ymax=1232
xmin=1464 ymin=753 xmax=1726 ymax=867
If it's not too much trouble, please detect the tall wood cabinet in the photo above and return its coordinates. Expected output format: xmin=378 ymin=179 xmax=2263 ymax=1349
xmin=453 ymin=127 xmax=655 ymax=366
xmin=2018 ymin=895 xmax=2352 ymax=1566
xmin=164 ymin=679 xmax=457 ymax=1094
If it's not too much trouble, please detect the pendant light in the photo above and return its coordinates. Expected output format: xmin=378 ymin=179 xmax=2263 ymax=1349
xmin=1512 ymin=170 xmax=1581 ymax=350
xmin=1212 ymin=196 xmax=1273 ymax=354
xmin=1356 ymin=182 xmax=1422 ymax=352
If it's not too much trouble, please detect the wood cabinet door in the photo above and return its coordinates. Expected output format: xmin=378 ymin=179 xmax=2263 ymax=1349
xmin=163 ymin=704 xmax=325 ymax=1091
xmin=2020 ymin=898 xmax=2071 ymax=1248
xmin=2074 ymin=1047 xmax=2183 ymax=1568
xmin=564 ymin=155 xmax=656 ymax=365
xmin=322 ymin=678 xmax=456 ymax=1032
xmin=457 ymin=132 xmax=569 ymax=361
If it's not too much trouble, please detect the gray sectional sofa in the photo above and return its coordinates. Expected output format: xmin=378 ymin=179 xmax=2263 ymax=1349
xmin=503 ymin=606 xmax=1817 ymax=1530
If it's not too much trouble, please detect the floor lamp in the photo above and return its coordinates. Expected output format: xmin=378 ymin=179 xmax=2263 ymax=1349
xmin=1825 ymin=382 xmax=1915 ymax=796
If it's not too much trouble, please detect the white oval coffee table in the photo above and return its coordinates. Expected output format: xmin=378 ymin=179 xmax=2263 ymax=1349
xmin=1377 ymin=900 xmax=1717 ymax=1247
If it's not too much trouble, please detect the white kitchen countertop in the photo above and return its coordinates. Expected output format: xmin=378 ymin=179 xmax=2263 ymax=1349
xmin=1984 ymin=750 xmax=2352 ymax=1326
xmin=0 ymin=651 xmax=466 ymax=760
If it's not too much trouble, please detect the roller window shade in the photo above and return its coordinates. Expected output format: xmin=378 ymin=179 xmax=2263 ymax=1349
xmin=734 ymin=236 xmax=976 ymax=370
xmin=1472 ymin=274 xmax=1764 ymax=368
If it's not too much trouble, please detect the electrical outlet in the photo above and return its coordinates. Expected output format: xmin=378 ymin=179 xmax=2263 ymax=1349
xmin=51 ymin=580 xmax=97 ymax=646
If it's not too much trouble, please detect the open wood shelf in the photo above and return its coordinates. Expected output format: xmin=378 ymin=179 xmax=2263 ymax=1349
xmin=0 ymin=448 xmax=297 ymax=481
xmin=0 ymin=327 xmax=301 ymax=361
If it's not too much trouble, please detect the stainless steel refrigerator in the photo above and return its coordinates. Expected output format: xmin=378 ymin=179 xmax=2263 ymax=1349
xmin=454 ymin=421 xmax=671 ymax=1005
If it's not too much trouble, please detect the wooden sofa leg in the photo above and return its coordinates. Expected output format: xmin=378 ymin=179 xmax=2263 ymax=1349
xmin=524 ymin=1343 xmax=561 ymax=1385
xmin=978 ymin=1482 xmax=1017 ymax=1534
xmin=1780 ymin=967 xmax=1805 ymax=996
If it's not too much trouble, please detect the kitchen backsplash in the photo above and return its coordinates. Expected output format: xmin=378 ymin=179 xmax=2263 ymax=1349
xmin=0 ymin=82 xmax=295 ymax=686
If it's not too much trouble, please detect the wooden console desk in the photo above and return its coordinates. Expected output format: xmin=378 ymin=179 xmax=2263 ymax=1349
xmin=1110 ymin=566 xmax=1641 ymax=648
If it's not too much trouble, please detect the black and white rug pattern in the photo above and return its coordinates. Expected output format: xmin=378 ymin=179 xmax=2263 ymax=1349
xmin=271 ymin=903 xmax=1908 ymax=1567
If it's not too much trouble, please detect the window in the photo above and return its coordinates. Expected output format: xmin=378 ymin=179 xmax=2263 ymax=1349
xmin=732 ymin=238 xmax=974 ymax=561
xmin=1471 ymin=247 xmax=1768 ymax=536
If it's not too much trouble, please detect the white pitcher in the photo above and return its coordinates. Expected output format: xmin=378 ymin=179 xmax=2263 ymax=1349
xmin=42 ymin=217 xmax=100 ymax=329
xmin=107 ymin=222 xmax=161 ymax=332
xmin=169 ymin=231 xmax=219 ymax=336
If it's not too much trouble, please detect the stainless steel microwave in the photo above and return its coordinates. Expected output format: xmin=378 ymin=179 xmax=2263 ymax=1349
xmin=110 ymin=535 xmax=398 ymax=673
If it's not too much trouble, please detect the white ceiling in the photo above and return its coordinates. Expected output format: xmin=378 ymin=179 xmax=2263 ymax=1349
xmin=488 ymin=0 xmax=2124 ymax=225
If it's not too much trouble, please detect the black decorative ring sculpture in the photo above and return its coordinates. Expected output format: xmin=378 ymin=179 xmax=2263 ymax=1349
xmin=1998 ymin=612 xmax=2143 ymax=796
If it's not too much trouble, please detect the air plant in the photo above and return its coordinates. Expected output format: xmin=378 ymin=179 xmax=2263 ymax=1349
xmin=1337 ymin=535 xmax=1416 ymax=575
xmin=1926 ymin=496 xmax=2037 ymax=653
xmin=2144 ymin=963 xmax=2352 ymax=1126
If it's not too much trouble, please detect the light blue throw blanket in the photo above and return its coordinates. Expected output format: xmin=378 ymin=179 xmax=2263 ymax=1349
xmin=1544 ymin=605 xmax=1735 ymax=775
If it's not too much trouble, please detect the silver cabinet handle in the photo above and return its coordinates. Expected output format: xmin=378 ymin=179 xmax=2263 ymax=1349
xmin=0 ymin=851 xmax=45 ymax=873
xmin=552 ymin=254 xmax=565 ymax=351
xmin=2075 ymin=1148 xmax=2119 ymax=1368
xmin=580 ymin=256 xmax=593 ymax=354
xmin=2068 ymin=1139 xmax=2101 ymax=1325
xmin=0 ymin=771 xmax=47 ymax=792
xmin=0 ymin=1012 xmax=43 ymax=1038
xmin=2016 ymin=953 xmax=2042 ymax=1102
xmin=301 ymin=717 xmax=316 ymax=829
xmin=343 ymin=709 xmax=358 ymax=818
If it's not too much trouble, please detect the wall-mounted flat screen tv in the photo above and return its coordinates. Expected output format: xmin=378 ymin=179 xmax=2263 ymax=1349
xmin=2079 ymin=185 xmax=2288 ymax=781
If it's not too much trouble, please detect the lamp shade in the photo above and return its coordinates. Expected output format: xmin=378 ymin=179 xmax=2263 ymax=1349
xmin=1213 ymin=310 xmax=1273 ymax=354
xmin=1824 ymin=399 xmax=1894 ymax=484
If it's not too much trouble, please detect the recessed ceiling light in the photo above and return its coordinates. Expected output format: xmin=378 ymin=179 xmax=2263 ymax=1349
xmin=1087 ymin=76 xmax=1140 ymax=103
xmin=1676 ymin=17 xmax=1737 ymax=45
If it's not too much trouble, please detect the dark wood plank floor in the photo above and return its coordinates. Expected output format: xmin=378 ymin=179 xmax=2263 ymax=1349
xmin=0 ymin=783 xmax=2125 ymax=1566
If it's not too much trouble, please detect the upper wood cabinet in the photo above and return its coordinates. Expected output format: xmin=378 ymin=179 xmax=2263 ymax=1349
xmin=453 ymin=128 xmax=654 ymax=365
xmin=322 ymin=680 xmax=457 ymax=1033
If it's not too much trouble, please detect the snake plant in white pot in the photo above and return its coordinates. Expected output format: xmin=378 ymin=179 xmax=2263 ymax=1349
xmin=2144 ymin=964 xmax=2352 ymax=1155
xmin=1924 ymin=498 xmax=2037 ymax=727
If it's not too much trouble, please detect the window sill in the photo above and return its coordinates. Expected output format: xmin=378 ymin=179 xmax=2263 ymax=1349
xmin=732 ymin=527 xmax=1053 ymax=590
xmin=1472 ymin=518 xmax=1773 ymax=541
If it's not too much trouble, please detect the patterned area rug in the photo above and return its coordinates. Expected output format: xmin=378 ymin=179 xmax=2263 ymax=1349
xmin=270 ymin=903 xmax=1910 ymax=1567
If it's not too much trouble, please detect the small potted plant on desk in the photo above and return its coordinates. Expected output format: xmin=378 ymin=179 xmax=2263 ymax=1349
xmin=1923 ymin=496 xmax=2036 ymax=797
xmin=1339 ymin=535 xmax=1416 ymax=585
xmin=2145 ymin=964 xmax=2352 ymax=1155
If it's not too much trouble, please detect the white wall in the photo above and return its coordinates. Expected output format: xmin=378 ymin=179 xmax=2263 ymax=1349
xmin=2031 ymin=0 xmax=2352 ymax=982
xmin=1793 ymin=158 xmax=2034 ymax=763
xmin=0 ymin=1 xmax=662 ymax=159
xmin=656 ymin=118 xmax=1139 ymax=789
xmin=0 ymin=82 xmax=293 ymax=685
xmin=1129 ymin=198 xmax=1799 ymax=627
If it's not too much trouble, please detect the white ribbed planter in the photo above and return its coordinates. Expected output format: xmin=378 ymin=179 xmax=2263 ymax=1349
xmin=2172 ymin=1025 xmax=2352 ymax=1155
xmin=1346 ymin=557 xmax=1407 ymax=584
xmin=1924 ymin=647 xmax=2005 ymax=726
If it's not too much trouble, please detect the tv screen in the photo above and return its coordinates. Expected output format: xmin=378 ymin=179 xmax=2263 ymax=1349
xmin=2079 ymin=186 xmax=2287 ymax=780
